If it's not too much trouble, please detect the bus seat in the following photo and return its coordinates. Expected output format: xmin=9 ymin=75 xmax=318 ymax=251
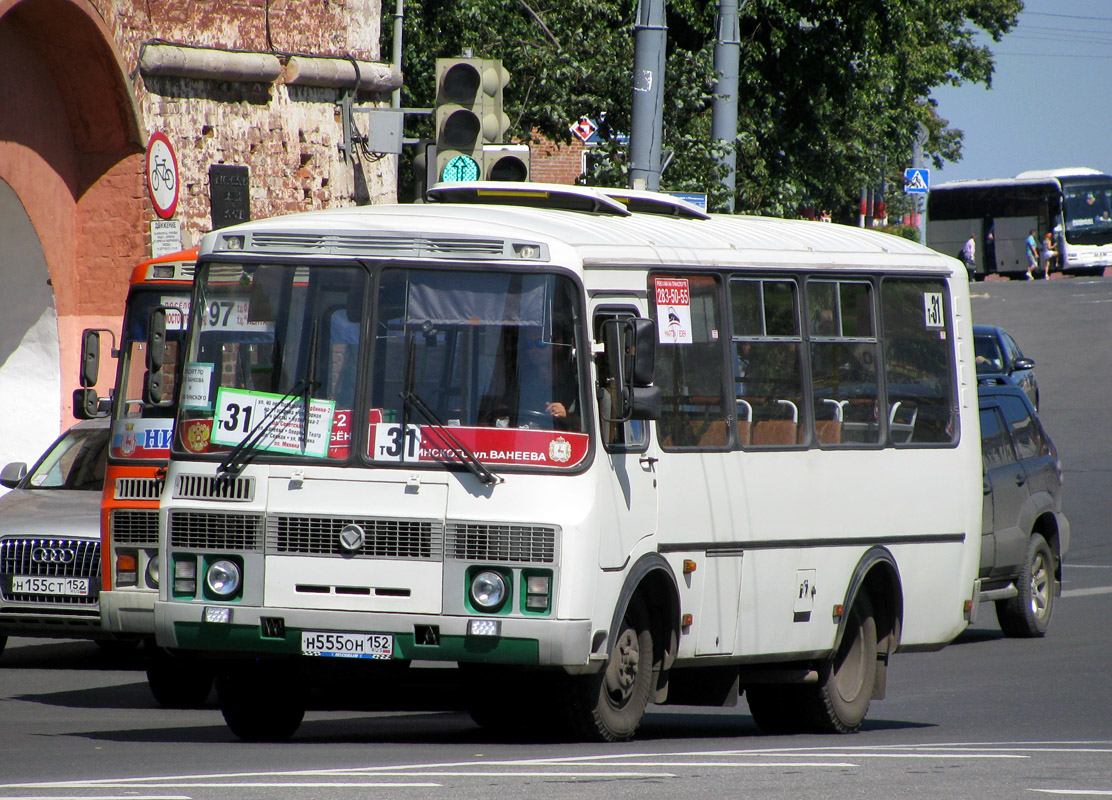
xmin=751 ymin=420 xmax=797 ymax=446
xmin=815 ymin=419 xmax=842 ymax=445
xmin=695 ymin=419 xmax=728 ymax=447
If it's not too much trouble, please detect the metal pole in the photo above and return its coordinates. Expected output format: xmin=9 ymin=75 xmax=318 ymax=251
xmin=913 ymin=123 xmax=928 ymax=246
xmin=712 ymin=0 xmax=743 ymax=212
xmin=391 ymin=0 xmax=404 ymax=109
xmin=630 ymin=0 xmax=666 ymax=191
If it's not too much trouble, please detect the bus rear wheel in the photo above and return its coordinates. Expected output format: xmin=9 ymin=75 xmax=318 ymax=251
xmin=561 ymin=596 xmax=654 ymax=742
xmin=805 ymin=590 xmax=878 ymax=733
xmin=216 ymin=667 xmax=305 ymax=742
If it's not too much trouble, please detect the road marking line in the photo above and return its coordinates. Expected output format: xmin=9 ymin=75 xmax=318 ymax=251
xmin=1062 ymin=586 xmax=1112 ymax=598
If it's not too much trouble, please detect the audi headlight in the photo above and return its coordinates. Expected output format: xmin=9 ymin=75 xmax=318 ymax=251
xmin=469 ymin=570 xmax=507 ymax=611
xmin=205 ymin=559 xmax=241 ymax=597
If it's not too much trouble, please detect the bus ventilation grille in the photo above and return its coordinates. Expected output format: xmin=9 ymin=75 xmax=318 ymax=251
xmin=445 ymin=523 xmax=558 ymax=564
xmin=168 ymin=511 xmax=263 ymax=552
xmin=110 ymin=509 xmax=159 ymax=545
xmin=115 ymin=477 xmax=163 ymax=501
xmin=173 ymin=474 xmax=254 ymax=502
xmin=246 ymin=232 xmax=512 ymax=260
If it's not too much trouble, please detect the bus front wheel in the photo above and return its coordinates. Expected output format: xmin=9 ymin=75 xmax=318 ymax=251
xmin=562 ymin=596 xmax=654 ymax=742
xmin=216 ymin=667 xmax=305 ymax=742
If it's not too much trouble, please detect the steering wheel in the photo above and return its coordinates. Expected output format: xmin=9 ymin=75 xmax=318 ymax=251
xmin=516 ymin=410 xmax=555 ymax=429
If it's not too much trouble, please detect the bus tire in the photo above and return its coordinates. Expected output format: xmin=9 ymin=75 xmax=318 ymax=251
xmin=995 ymin=534 xmax=1055 ymax=638
xmin=0 ymin=635 xmax=7 ymax=656
xmin=805 ymin=590 xmax=878 ymax=733
xmin=147 ymin=656 xmax=214 ymax=709
xmin=562 ymin=596 xmax=654 ymax=742
xmin=216 ymin=669 xmax=304 ymax=742
xmin=746 ymin=685 xmax=807 ymax=734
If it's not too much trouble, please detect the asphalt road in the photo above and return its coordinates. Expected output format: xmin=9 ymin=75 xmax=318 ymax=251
xmin=1 ymin=273 xmax=1110 ymax=799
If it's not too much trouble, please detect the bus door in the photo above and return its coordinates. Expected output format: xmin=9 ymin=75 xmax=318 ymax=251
xmin=592 ymin=302 xmax=659 ymax=571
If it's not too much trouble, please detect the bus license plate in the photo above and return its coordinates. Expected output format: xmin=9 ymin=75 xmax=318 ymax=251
xmin=11 ymin=575 xmax=89 ymax=596
xmin=301 ymin=631 xmax=393 ymax=659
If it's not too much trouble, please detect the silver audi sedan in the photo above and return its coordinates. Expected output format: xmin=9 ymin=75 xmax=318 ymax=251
xmin=0 ymin=418 xmax=110 ymax=654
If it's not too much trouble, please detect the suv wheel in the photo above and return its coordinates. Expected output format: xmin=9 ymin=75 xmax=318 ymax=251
xmin=996 ymin=534 xmax=1055 ymax=637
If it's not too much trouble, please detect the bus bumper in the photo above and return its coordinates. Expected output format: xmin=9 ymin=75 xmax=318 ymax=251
xmin=154 ymin=601 xmax=594 ymax=668
xmin=100 ymin=588 xmax=158 ymax=635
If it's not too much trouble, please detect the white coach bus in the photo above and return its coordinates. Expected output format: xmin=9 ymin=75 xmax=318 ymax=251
xmin=152 ymin=183 xmax=982 ymax=742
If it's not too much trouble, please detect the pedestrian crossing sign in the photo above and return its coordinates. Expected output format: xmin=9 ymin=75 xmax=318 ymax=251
xmin=904 ymin=168 xmax=930 ymax=194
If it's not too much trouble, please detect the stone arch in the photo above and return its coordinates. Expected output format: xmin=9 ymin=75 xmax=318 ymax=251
xmin=0 ymin=0 xmax=145 ymax=469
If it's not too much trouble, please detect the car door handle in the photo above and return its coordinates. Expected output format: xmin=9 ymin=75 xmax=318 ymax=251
xmin=1015 ymin=472 xmax=1026 ymax=487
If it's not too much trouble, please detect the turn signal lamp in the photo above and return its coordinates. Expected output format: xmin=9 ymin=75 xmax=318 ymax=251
xmin=115 ymin=552 xmax=138 ymax=587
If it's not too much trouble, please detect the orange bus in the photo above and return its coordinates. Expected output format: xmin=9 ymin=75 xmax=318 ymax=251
xmin=76 ymin=247 xmax=211 ymax=706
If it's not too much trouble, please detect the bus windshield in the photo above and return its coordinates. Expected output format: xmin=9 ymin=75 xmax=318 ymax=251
xmin=175 ymin=263 xmax=587 ymax=470
xmin=112 ymin=288 xmax=190 ymax=461
xmin=1061 ymin=180 xmax=1112 ymax=243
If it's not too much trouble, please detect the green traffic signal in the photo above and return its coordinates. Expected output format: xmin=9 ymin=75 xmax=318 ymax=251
xmin=441 ymin=155 xmax=480 ymax=183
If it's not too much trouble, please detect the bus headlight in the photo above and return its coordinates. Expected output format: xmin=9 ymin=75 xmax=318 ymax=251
xmin=469 ymin=570 xmax=507 ymax=611
xmin=205 ymin=559 xmax=241 ymax=597
xmin=145 ymin=553 xmax=160 ymax=589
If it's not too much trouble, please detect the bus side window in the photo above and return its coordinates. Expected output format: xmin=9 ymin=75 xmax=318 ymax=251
xmin=881 ymin=279 xmax=957 ymax=445
xmin=651 ymin=275 xmax=730 ymax=450
xmin=593 ymin=307 xmax=648 ymax=451
xmin=808 ymin=280 xmax=879 ymax=446
xmin=731 ymin=277 xmax=805 ymax=448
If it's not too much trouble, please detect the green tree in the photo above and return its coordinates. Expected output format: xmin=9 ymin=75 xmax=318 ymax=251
xmin=387 ymin=0 xmax=1022 ymax=216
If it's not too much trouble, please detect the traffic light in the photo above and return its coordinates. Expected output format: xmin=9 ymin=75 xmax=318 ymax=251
xmin=483 ymin=144 xmax=530 ymax=181
xmin=434 ymin=58 xmax=511 ymax=183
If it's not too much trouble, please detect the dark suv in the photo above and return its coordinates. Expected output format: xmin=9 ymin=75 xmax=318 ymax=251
xmin=977 ymin=376 xmax=1069 ymax=637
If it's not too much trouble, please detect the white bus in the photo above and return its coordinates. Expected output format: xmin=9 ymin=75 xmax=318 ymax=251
xmin=928 ymin=168 xmax=1112 ymax=277
xmin=152 ymin=183 xmax=982 ymax=742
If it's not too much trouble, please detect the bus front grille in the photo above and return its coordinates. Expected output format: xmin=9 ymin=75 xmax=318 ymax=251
xmin=267 ymin=516 xmax=443 ymax=560
xmin=445 ymin=523 xmax=558 ymax=564
xmin=110 ymin=509 xmax=159 ymax=545
xmin=168 ymin=511 xmax=263 ymax=551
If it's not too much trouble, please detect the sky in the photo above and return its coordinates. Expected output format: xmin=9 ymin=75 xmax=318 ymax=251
xmin=930 ymin=0 xmax=1112 ymax=183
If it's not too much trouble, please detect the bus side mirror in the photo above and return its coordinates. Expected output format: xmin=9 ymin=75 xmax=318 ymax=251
xmin=144 ymin=308 xmax=167 ymax=405
xmin=79 ymin=329 xmax=100 ymax=387
xmin=73 ymin=329 xmax=103 ymax=419
xmin=630 ymin=318 xmax=656 ymax=386
xmin=147 ymin=309 xmax=167 ymax=370
xmin=73 ymin=389 xmax=101 ymax=420
xmin=601 ymin=317 xmax=660 ymax=422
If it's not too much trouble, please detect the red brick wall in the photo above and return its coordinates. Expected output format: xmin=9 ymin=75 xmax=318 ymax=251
xmin=529 ymin=134 xmax=586 ymax=185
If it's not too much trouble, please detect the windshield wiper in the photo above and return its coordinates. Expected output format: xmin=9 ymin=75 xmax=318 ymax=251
xmin=400 ymin=390 xmax=502 ymax=486
xmin=217 ymin=378 xmax=309 ymax=480
xmin=301 ymin=318 xmax=321 ymax=453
